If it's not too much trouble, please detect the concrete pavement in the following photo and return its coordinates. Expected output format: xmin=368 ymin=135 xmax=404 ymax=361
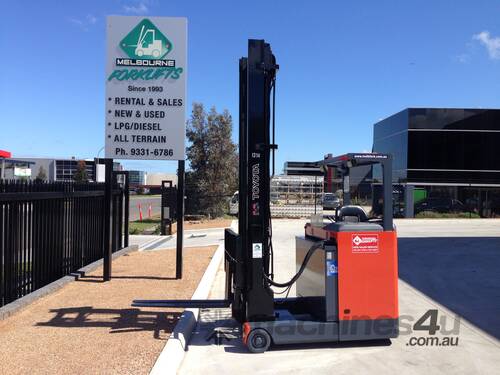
xmin=178 ymin=219 xmax=500 ymax=375
xmin=130 ymin=227 xmax=225 ymax=251
xmin=130 ymin=235 xmax=163 ymax=249
xmin=396 ymin=219 xmax=500 ymax=341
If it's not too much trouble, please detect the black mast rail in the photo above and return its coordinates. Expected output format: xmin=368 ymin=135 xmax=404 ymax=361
xmin=239 ymin=40 xmax=278 ymax=321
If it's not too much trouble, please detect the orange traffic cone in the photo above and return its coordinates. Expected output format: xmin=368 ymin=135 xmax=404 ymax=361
xmin=138 ymin=203 xmax=143 ymax=221
xmin=148 ymin=204 xmax=152 ymax=218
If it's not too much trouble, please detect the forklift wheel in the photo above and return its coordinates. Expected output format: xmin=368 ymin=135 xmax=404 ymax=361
xmin=246 ymin=328 xmax=271 ymax=353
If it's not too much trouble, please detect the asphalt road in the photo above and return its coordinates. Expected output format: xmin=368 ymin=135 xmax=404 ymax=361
xmin=129 ymin=195 xmax=161 ymax=221
xmin=179 ymin=219 xmax=500 ymax=375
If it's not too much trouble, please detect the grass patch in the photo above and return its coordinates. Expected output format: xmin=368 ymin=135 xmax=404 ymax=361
xmin=129 ymin=194 xmax=161 ymax=200
xmin=415 ymin=211 xmax=480 ymax=219
xmin=136 ymin=216 xmax=160 ymax=223
xmin=129 ymin=217 xmax=161 ymax=234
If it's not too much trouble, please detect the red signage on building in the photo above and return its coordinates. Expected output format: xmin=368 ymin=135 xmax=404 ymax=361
xmin=0 ymin=150 xmax=12 ymax=159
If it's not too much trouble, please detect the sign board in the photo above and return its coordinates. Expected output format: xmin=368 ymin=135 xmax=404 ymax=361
xmin=105 ymin=16 xmax=187 ymax=160
xmin=14 ymin=167 xmax=31 ymax=177
xmin=0 ymin=150 xmax=12 ymax=158
xmin=343 ymin=175 xmax=350 ymax=193
xmin=163 ymin=207 xmax=170 ymax=219
xmin=96 ymin=164 xmax=106 ymax=182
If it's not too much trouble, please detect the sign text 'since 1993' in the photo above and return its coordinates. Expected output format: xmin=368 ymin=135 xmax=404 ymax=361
xmin=105 ymin=16 xmax=187 ymax=160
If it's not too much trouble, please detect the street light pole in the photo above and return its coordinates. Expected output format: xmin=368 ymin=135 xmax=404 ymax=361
xmin=97 ymin=146 xmax=105 ymax=160
xmin=95 ymin=146 xmax=105 ymax=182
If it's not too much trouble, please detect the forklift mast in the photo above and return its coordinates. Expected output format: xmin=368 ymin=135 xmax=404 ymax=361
xmin=133 ymin=40 xmax=279 ymax=320
xmin=226 ymin=40 xmax=278 ymax=322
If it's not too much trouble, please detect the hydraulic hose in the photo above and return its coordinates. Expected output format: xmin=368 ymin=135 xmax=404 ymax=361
xmin=263 ymin=242 xmax=323 ymax=288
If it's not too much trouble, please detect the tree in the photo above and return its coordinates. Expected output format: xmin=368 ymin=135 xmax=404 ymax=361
xmin=185 ymin=103 xmax=238 ymax=217
xmin=73 ymin=160 xmax=88 ymax=182
xmin=35 ymin=166 xmax=47 ymax=182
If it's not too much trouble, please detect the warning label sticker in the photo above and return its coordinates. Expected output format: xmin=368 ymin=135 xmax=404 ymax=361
xmin=252 ymin=243 xmax=263 ymax=258
xmin=326 ymin=260 xmax=338 ymax=276
xmin=352 ymin=234 xmax=379 ymax=253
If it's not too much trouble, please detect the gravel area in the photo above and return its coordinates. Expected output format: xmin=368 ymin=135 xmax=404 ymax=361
xmin=0 ymin=246 xmax=217 ymax=375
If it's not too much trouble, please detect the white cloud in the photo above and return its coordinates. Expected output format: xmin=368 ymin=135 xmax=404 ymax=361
xmin=86 ymin=14 xmax=97 ymax=25
xmin=68 ymin=18 xmax=84 ymax=26
xmin=68 ymin=14 xmax=98 ymax=31
xmin=123 ymin=1 xmax=149 ymax=14
xmin=454 ymin=53 xmax=470 ymax=64
xmin=473 ymin=31 xmax=500 ymax=60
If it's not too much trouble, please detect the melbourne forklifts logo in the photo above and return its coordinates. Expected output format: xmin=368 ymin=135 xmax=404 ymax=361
xmin=108 ymin=19 xmax=183 ymax=81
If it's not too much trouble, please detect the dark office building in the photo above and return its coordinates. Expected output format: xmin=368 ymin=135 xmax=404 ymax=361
xmin=373 ymin=108 xmax=500 ymax=217
xmin=128 ymin=170 xmax=146 ymax=186
xmin=55 ymin=159 xmax=96 ymax=181
xmin=283 ymin=161 xmax=322 ymax=176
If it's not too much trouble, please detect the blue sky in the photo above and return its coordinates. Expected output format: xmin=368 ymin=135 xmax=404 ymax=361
xmin=1 ymin=0 xmax=499 ymax=173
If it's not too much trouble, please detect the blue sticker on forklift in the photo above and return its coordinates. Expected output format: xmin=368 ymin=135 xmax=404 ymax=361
xmin=326 ymin=260 xmax=338 ymax=276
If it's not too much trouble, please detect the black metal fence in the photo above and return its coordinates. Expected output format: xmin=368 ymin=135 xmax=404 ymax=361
xmin=0 ymin=178 xmax=128 ymax=307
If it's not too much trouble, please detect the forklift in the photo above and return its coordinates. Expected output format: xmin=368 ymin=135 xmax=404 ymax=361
xmin=133 ymin=39 xmax=398 ymax=353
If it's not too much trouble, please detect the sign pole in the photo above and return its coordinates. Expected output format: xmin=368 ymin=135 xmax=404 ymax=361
xmin=176 ymin=160 xmax=185 ymax=279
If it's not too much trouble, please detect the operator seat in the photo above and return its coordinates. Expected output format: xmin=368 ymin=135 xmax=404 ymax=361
xmin=338 ymin=205 xmax=369 ymax=223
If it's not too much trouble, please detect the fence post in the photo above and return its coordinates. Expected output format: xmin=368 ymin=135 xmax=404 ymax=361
xmin=176 ymin=160 xmax=185 ymax=279
xmin=124 ymin=171 xmax=129 ymax=248
xmin=161 ymin=180 xmax=173 ymax=236
xmin=161 ymin=182 xmax=166 ymax=236
xmin=103 ymin=158 xmax=113 ymax=281
xmin=111 ymin=180 xmax=117 ymax=254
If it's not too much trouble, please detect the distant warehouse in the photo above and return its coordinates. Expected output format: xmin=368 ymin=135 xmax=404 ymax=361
xmin=6 ymin=157 xmax=122 ymax=182
xmin=373 ymin=108 xmax=500 ymax=217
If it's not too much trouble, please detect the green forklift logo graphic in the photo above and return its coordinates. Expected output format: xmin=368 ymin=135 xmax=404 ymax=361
xmin=120 ymin=19 xmax=173 ymax=59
